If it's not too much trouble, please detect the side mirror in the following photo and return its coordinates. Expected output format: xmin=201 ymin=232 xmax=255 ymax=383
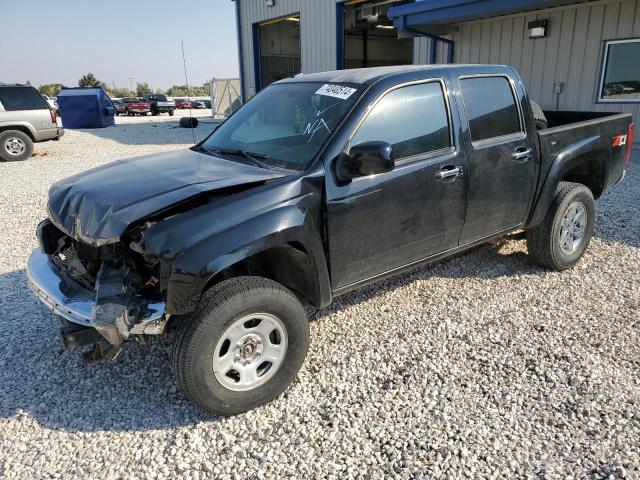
xmin=335 ymin=141 xmax=394 ymax=183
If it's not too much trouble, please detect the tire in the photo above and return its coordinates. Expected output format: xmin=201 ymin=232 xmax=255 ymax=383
xmin=0 ymin=130 xmax=34 ymax=162
xmin=152 ymin=110 xmax=158 ymax=116
xmin=179 ymin=117 xmax=198 ymax=128
xmin=171 ymin=276 xmax=310 ymax=415
xmin=526 ymin=182 xmax=595 ymax=271
xmin=169 ymin=110 xmax=174 ymax=117
xmin=531 ymin=101 xmax=548 ymax=130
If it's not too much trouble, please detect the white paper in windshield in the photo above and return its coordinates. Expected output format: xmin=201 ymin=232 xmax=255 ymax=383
xmin=315 ymin=84 xmax=357 ymax=100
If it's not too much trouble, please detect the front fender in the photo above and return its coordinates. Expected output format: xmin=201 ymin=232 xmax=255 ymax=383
xmin=161 ymin=204 xmax=330 ymax=314
xmin=527 ymin=134 xmax=609 ymax=227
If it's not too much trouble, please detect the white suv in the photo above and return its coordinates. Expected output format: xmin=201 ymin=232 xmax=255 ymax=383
xmin=0 ymin=84 xmax=64 ymax=161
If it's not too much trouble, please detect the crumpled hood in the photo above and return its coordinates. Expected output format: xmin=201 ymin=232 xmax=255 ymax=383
xmin=48 ymin=149 xmax=287 ymax=246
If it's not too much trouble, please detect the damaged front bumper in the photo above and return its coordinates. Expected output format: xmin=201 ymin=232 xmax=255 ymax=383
xmin=27 ymin=249 xmax=167 ymax=355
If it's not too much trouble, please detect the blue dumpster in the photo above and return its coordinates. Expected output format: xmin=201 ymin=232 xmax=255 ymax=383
xmin=57 ymin=87 xmax=115 ymax=128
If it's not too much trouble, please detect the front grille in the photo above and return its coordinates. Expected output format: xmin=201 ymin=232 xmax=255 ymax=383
xmin=52 ymin=243 xmax=96 ymax=289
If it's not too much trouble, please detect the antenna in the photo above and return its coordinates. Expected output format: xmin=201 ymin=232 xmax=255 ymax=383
xmin=181 ymin=40 xmax=196 ymax=143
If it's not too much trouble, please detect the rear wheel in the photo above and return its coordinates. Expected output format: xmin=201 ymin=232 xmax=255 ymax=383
xmin=171 ymin=276 xmax=309 ymax=415
xmin=0 ymin=130 xmax=33 ymax=162
xmin=527 ymin=182 xmax=595 ymax=270
xmin=169 ymin=110 xmax=174 ymax=116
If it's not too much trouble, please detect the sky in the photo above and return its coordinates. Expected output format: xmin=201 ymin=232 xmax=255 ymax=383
xmin=0 ymin=0 xmax=239 ymax=90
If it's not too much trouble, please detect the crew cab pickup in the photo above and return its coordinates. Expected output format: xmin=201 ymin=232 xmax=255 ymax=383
xmin=142 ymin=94 xmax=175 ymax=116
xmin=28 ymin=65 xmax=634 ymax=415
xmin=122 ymin=97 xmax=151 ymax=116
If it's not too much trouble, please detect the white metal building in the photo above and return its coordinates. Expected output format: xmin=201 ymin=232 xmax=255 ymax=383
xmin=233 ymin=0 xmax=639 ymax=145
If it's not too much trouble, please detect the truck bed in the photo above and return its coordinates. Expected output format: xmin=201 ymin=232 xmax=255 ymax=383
xmin=536 ymin=110 xmax=633 ymax=197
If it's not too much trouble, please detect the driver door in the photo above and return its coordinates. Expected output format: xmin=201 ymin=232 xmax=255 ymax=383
xmin=325 ymin=80 xmax=467 ymax=290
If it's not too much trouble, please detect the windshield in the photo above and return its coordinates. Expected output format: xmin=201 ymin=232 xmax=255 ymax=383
xmin=200 ymin=82 xmax=362 ymax=171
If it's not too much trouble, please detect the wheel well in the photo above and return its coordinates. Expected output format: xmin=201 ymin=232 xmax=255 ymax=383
xmin=0 ymin=125 xmax=35 ymax=141
xmin=561 ymin=157 xmax=605 ymax=199
xmin=204 ymin=242 xmax=319 ymax=306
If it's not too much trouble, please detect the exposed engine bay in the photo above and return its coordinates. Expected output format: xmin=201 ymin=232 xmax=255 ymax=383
xmin=35 ymin=219 xmax=167 ymax=359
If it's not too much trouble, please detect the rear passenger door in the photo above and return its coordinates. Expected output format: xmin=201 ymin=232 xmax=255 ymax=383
xmin=456 ymin=75 xmax=537 ymax=244
xmin=326 ymin=79 xmax=467 ymax=290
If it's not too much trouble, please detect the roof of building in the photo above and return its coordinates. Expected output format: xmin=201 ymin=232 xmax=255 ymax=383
xmin=389 ymin=0 xmax=591 ymax=33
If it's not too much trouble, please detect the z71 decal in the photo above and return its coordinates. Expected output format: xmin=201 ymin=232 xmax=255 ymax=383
xmin=612 ymin=134 xmax=627 ymax=147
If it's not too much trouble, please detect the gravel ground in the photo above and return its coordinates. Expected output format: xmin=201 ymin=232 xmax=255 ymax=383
xmin=0 ymin=113 xmax=639 ymax=479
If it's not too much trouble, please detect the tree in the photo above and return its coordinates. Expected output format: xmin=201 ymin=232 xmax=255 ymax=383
xmin=166 ymin=83 xmax=210 ymax=97
xmin=78 ymin=72 xmax=106 ymax=89
xmin=136 ymin=82 xmax=151 ymax=97
xmin=166 ymin=85 xmax=188 ymax=97
xmin=39 ymin=83 xmax=65 ymax=97
xmin=110 ymin=86 xmax=133 ymax=98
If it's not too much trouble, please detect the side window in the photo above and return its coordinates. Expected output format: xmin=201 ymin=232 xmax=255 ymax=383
xmin=459 ymin=76 xmax=522 ymax=142
xmin=0 ymin=87 xmax=48 ymax=111
xmin=351 ymin=82 xmax=450 ymax=161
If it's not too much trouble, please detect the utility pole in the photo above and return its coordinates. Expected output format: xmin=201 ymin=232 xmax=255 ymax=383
xmin=128 ymin=77 xmax=134 ymax=94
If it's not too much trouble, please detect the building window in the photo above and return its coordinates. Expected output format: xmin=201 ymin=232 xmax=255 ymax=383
xmin=351 ymin=82 xmax=451 ymax=161
xmin=598 ymin=38 xmax=640 ymax=103
xmin=459 ymin=76 xmax=522 ymax=142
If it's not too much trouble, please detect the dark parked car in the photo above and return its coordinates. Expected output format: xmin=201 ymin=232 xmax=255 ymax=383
xmin=28 ymin=65 xmax=634 ymax=415
xmin=190 ymin=100 xmax=206 ymax=109
xmin=112 ymin=99 xmax=126 ymax=116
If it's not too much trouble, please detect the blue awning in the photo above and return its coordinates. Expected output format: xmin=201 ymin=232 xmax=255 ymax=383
xmin=389 ymin=0 xmax=591 ymax=34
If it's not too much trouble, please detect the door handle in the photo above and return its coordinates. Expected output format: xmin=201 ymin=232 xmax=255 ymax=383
xmin=512 ymin=147 xmax=533 ymax=161
xmin=435 ymin=165 xmax=464 ymax=181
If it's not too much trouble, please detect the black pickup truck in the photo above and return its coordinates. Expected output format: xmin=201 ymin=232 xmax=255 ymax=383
xmin=142 ymin=94 xmax=175 ymax=116
xmin=28 ymin=65 xmax=634 ymax=415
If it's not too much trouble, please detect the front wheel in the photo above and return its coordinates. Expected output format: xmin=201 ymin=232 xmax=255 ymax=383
xmin=526 ymin=182 xmax=595 ymax=271
xmin=171 ymin=277 xmax=309 ymax=415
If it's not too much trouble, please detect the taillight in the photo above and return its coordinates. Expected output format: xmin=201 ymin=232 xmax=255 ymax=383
xmin=625 ymin=123 xmax=635 ymax=168
xmin=50 ymin=108 xmax=57 ymax=124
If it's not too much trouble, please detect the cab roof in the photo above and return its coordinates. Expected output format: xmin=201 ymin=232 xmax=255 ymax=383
xmin=275 ymin=64 xmax=513 ymax=86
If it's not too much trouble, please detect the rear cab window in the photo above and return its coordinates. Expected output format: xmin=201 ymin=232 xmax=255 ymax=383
xmin=0 ymin=87 xmax=48 ymax=111
xmin=459 ymin=76 xmax=523 ymax=142
xmin=350 ymin=80 xmax=452 ymax=163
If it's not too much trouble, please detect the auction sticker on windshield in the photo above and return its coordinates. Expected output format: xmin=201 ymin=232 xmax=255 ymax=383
xmin=315 ymin=84 xmax=357 ymax=100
